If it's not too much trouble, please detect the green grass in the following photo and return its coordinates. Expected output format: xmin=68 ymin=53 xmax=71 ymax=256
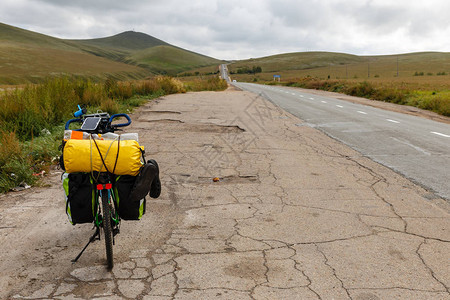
xmin=178 ymin=65 xmax=221 ymax=77
xmin=408 ymin=90 xmax=450 ymax=116
xmin=183 ymin=76 xmax=228 ymax=91
xmin=282 ymin=77 xmax=450 ymax=117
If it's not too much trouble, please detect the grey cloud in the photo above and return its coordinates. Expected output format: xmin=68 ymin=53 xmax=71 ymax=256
xmin=1 ymin=0 xmax=449 ymax=59
xmin=33 ymin=0 xmax=149 ymax=12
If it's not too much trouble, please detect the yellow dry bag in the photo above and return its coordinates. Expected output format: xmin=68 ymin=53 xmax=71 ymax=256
xmin=63 ymin=139 xmax=143 ymax=176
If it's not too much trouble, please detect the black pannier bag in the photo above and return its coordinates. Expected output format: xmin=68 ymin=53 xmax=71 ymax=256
xmin=113 ymin=175 xmax=145 ymax=220
xmin=113 ymin=160 xmax=160 ymax=220
xmin=62 ymin=173 xmax=95 ymax=225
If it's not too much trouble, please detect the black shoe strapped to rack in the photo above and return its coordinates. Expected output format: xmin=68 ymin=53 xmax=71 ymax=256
xmin=148 ymin=159 xmax=161 ymax=199
xmin=127 ymin=159 xmax=161 ymax=202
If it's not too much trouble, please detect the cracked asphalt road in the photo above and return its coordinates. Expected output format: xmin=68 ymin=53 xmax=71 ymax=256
xmin=0 ymin=88 xmax=449 ymax=299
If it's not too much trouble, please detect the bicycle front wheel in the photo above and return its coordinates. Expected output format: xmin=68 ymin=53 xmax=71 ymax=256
xmin=101 ymin=189 xmax=114 ymax=269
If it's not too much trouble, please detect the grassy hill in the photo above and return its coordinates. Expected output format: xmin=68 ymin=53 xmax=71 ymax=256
xmin=128 ymin=45 xmax=221 ymax=74
xmin=69 ymin=32 xmax=221 ymax=74
xmin=230 ymin=52 xmax=364 ymax=73
xmin=71 ymin=31 xmax=169 ymax=51
xmin=0 ymin=23 xmax=221 ymax=84
xmin=0 ymin=23 xmax=152 ymax=84
xmin=67 ymin=31 xmax=170 ymax=63
xmin=0 ymin=22 xmax=78 ymax=50
xmin=229 ymin=51 xmax=450 ymax=81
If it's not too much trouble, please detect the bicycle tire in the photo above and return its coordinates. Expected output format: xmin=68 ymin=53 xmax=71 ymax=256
xmin=101 ymin=189 xmax=114 ymax=269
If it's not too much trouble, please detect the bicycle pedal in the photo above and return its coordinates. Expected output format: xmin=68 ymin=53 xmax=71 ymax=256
xmin=113 ymin=228 xmax=120 ymax=236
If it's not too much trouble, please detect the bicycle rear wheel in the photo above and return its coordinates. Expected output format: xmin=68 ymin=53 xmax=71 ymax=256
xmin=101 ymin=189 xmax=114 ymax=269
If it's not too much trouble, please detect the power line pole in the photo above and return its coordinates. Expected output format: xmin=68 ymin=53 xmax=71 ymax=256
xmin=397 ymin=56 xmax=399 ymax=77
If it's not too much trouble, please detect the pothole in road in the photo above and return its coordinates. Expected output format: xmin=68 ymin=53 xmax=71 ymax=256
xmin=140 ymin=121 xmax=246 ymax=133
xmin=188 ymin=124 xmax=245 ymax=134
xmin=141 ymin=119 xmax=185 ymax=123
xmin=141 ymin=110 xmax=182 ymax=114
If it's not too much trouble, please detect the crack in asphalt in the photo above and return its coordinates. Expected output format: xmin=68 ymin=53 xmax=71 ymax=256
xmin=6 ymin=91 xmax=449 ymax=299
xmin=314 ymin=243 xmax=352 ymax=300
xmin=416 ymin=239 xmax=450 ymax=294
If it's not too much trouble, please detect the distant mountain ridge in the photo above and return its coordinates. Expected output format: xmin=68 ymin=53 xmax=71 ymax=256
xmin=0 ymin=22 xmax=221 ymax=84
xmin=68 ymin=30 xmax=222 ymax=74
xmin=70 ymin=31 xmax=169 ymax=51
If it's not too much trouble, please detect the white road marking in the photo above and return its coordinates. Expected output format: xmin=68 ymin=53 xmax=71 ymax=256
xmin=309 ymin=97 xmax=314 ymax=100
xmin=357 ymin=111 xmax=367 ymax=115
xmin=431 ymin=131 xmax=450 ymax=138
xmin=336 ymin=105 xmax=344 ymax=108
xmin=291 ymin=93 xmax=296 ymax=95
xmin=391 ymin=137 xmax=431 ymax=155
xmin=300 ymin=95 xmax=304 ymax=98
xmin=387 ymin=119 xmax=400 ymax=124
xmin=321 ymin=101 xmax=327 ymax=103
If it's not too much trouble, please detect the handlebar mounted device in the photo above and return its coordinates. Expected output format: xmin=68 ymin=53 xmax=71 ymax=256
xmin=65 ymin=106 xmax=131 ymax=133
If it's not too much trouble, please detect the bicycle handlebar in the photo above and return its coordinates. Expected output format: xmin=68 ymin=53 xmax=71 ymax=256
xmin=64 ymin=112 xmax=131 ymax=132
xmin=65 ymin=118 xmax=83 ymax=130
xmin=74 ymin=105 xmax=87 ymax=118
xmin=109 ymin=114 xmax=131 ymax=128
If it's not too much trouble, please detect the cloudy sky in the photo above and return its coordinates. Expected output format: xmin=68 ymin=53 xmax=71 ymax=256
xmin=2 ymin=0 xmax=449 ymax=60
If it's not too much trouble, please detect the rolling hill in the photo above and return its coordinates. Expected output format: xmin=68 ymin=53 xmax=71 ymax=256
xmin=69 ymin=32 xmax=222 ymax=74
xmin=230 ymin=52 xmax=365 ymax=73
xmin=0 ymin=23 xmax=148 ymax=84
xmin=128 ymin=45 xmax=224 ymax=74
xmin=0 ymin=23 xmax=222 ymax=84
xmin=71 ymin=31 xmax=170 ymax=51
xmin=228 ymin=51 xmax=450 ymax=81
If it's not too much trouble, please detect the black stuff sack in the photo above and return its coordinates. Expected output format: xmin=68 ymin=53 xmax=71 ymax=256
xmin=62 ymin=172 xmax=95 ymax=225
xmin=113 ymin=175 xmax=145 ymax=220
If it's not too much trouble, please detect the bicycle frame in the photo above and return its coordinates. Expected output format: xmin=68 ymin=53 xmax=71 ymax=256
xmin=94 ymin=187 xmax=120 ymax=230
xmin=66 ymin=107 xmax=132 ymax=269
xmin=70 ymin=173 xmax=121 ymax=269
